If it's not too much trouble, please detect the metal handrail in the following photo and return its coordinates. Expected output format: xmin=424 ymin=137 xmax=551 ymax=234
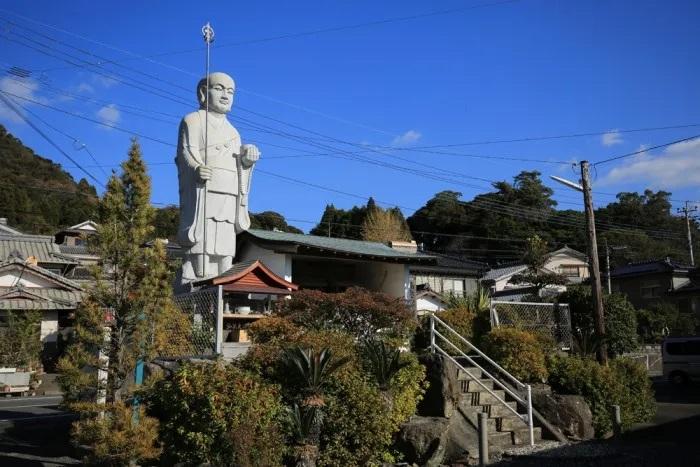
xmin=431 ymin=313 xmax=524 ymax=389
xmin=433 ymin=329 xmax=525 ymax=405
xmin=429 ymin=313 xmax=534 ymax=446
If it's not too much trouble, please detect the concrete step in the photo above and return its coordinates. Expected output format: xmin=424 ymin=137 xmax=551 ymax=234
xmin=480 ymin=402 xmax=518 ymax=418
xmin=460 ymin=378 xmax=494 ymax=392
xmin=463 ymin=389 xmax=507 ymax=406
xmin=457 ymin=367 xmax=484 ymax=380
xmin=489 ymin=426 xmax=542 ymax=449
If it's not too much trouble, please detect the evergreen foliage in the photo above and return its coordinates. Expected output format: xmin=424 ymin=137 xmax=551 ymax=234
xmin=0 ymin=124 xmax=98 ymax=233
xmin=361 ymin=205 xmax=413 ymax=243
xmin=58 ymin=138 xmax=190 ymax=402
xmin=0 ymin=310 xmax=42 ymax=370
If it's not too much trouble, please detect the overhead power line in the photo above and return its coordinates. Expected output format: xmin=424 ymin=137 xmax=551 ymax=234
xmin=0 ymin=92 xmax=104 ymax=187
xmin=594 ymin=133 xmax=700 ymax=166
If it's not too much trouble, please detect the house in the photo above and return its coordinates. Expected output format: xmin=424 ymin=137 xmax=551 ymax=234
xmin=410 ymin=251 xmax=486 ymax=313
xmin=482 ymin=246 xmax=589 ymax=301
xmin=0 ymin=221 xmax=89 ymax=368
xmin=54 ymin=221 xmax=100 ymax=283
xmin=610 ymin=258 xmax=698 ymax=314
xmin=236 ymin=229 xmax=436 ymax=300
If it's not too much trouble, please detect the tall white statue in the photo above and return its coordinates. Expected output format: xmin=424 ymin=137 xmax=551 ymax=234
xmin=176 ymin=72 xmax=259 ymax=284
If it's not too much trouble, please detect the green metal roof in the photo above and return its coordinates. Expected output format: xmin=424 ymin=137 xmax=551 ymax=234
xmin=243 ymin=229 xmax=436 ymax=263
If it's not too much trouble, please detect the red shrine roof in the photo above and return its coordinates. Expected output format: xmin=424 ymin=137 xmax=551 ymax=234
xmin=194 ymin=260 xmax=298 ymax=295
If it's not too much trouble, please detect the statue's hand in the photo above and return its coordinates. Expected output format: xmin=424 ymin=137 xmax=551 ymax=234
xmin=197 ymin=165 xmax=212 ymax=182
xmin=241 ymin=144 xmax=260 ymax=166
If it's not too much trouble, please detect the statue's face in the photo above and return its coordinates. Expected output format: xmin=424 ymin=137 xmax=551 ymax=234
xmin=203 ymin=74 xmax=235 ymax=114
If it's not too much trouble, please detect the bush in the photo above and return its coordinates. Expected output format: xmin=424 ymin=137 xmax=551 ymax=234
xmin=276 ymin=287 xmax=417 ymax=340
xmin=244 ymin=326 xmax=426 ymax=466
xmin=637 ymin=303 xmax=699 ymax=343
xmin=560 ymin=286 xmax=638 ymax=356
xmin=481 ymin=328 xmax=548 ymax=383
xmin=547 ymin=355 xmax=655 ymax=436
xmin=71 ymin=401 xmax=161 ymax=466
xmin=144 ymin=361 xmax=285 ymax=466
xmin=0 ymin=310 xmax=42 ymax=370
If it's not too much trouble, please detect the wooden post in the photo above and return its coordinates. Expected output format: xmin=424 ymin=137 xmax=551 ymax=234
xmin=581 ymin=161 xmax=608 ymax=365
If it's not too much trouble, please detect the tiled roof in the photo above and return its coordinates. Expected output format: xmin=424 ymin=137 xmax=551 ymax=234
xmin=0 ymin=234 xmax=76 ymax=265
xmin=411 ymin=251 xmax=486 ymax=276
xmin=0 ymin=287 xmax=83 ymax=310
xmin=242 ymin=229 xmax=436 ymax=263
xmin=0 ymin=258 xmax=83 ymax=290
xmin=611 ymin=258 xmax=693 ymax=278
xmin=482 ymin=263 xmax=527 ymax=281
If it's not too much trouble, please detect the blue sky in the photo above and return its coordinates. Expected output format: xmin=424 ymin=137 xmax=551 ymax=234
xmin=1 ymin=0 xmax=699 ymax=232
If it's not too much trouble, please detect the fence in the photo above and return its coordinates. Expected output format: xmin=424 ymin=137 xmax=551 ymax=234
xmin=167 ymin=287 xmax=222 ymax=357
xmin=490 ymin=300 xmax=572 ymax=349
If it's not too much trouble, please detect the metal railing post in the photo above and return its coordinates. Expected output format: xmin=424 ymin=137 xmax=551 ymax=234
xmin=478 ymin=411 xmax=489 ymax=466
xmin=527 ymin=384 xmax=534 ymax=446
xmin=429 ymin=313 xmax=436 ymax=353
xmin=215 ymin=285 xmax=224 ymax=354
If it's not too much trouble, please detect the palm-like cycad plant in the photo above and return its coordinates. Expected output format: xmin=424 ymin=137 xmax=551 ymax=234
xmin=288 ymin=403 xmax=323 ymax=467
xmin=282 ymin=346 xmax=350 ymax=407
xmin=362 ymin=339 xmax=409 ymax=391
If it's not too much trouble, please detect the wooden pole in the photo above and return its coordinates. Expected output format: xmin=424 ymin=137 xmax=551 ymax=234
xmin=580 ymin=161 xmax=608 ymax=365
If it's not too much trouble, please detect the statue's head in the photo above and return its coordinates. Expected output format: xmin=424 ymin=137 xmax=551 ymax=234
xmin=197 ymin=72 xmax=235 ymax=114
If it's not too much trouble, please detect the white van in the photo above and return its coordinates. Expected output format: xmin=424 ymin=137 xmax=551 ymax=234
xmin=662 ymin=336 xmax=700 ymax=384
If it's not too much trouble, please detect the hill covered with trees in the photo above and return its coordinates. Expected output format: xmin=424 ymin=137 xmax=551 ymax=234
xmin=0 ymin=124 xmax=98 ymax=234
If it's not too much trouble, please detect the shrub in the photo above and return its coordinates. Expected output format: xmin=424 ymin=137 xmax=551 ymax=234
xmin=637 ymin=303 xmax=699 ymax=343
xmin=0 ymin=310 xmax=42 ymax=370
xmin=144 ymin=361 xmax=285 ymax=466
xmin=276 ymin=287 xmax=417 ymax=340
xmin=547 ymin=355 xmax=655 ymax=436
xmin=481 ymin=328 xmax=548 ymax=383
xmin=71 ymin=400 xmax=161 ymax=466
xmin=560 ymin=286 xmax=638 ymax=356
xmin=245 ymin=327 xmax=426 ymax=466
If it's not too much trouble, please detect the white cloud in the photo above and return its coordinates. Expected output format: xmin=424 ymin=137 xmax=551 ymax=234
xmin=0 ymin=76 xmax=46 ymax=122
xmin=601 ymin=129 xmax=623 ymax=146
xmin=391 ymin=129 xmax=422 ymax=147
xmin=598 ymin=138 xmax=700 ymax=189
xmin=93 ymin=75 xmax=119 ymax=88
xmin=96 ymin=104 xmax=120 ymax=128
xmin=76 ymin=82 xmax=95 ymax=94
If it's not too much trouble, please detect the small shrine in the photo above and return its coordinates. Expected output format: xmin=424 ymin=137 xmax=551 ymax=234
xmin=192 ymin=260 xmax=298 ymax=357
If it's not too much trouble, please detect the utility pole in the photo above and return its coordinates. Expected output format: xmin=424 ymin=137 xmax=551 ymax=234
xmin=677 ymin=201 xmax=698 ymax=266
xmin=605 ymin=238 xmax=611 ymax=295
xmin=580 ymin=161 xmax=608 ymax=365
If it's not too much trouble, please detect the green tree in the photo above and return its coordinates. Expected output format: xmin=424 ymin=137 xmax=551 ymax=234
xmin=58 ymin=139 xmax=187 ymax=402
xmin=0 ymin=310 xmax=42 ymax=370
xmin=251 ymin=210 xmax=304 ymax=234
xmin=510 ymin=235 xmax=567 ymax=294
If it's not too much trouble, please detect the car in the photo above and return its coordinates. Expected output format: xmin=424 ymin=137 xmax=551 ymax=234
xmin=662 ymin=336 xmax=700 ymax=385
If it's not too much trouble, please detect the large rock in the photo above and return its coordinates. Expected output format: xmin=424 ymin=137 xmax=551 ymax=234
xmin=417 ymin=353 xmax=460 ymax=418
xmin=532 ymin=392 xmax=594 ymax=440
xmin=396 ymin=416 xmax=451 ymax=467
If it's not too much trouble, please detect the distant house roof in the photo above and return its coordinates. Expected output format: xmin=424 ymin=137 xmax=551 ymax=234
xmin=56 ymin=220 xmax=99 ymax=235
xmin=482 ymin=263 xmax=528 ymax=282
xmin=0 ymin=220 xmax=23 ymax=235
xmin=548 ymin=246 xmax=587 ymax=261
xmin=411 ymin=251 xmax=487 ymax=277
xmin=194 ymin=259 xmax=298 ymax=295
xmin=611 ymin=258 xmax=693 ymax=278
xmin=0 ymin=234 xmax=77 ymax=265
xmin=240 ymin=229 xmax=436 ymax=264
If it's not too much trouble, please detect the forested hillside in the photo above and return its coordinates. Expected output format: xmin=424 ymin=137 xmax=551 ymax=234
xmin=0 ymin=125 xmax=98 ymax=234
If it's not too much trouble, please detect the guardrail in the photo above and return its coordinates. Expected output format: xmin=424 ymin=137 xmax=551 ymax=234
xmin=429 ymin=313 xmax=535 ymax=446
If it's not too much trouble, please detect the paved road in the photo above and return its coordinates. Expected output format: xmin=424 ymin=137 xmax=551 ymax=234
xmin=496 ymin=378 xmax=700 ymax=466
xmin=0 ymin=395 xmax=78 ymax=466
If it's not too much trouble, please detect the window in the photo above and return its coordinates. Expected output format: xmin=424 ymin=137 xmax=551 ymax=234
xmin=559 ymin=265 xmax=580 ymax=278
xmin=641 ymin=280 xmax=663 ymax=299
xmin=666 ymin=340 xmax=700 ymax=356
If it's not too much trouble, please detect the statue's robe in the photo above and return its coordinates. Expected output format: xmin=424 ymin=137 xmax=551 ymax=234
xmin=176 ymin=109 xmax=254 ymax=280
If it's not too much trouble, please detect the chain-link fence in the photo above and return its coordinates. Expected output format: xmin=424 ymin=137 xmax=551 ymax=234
xmin=490 ymin=300 xmax=572 ymax=349
xmin=166 ymin=288 xmax=220 ymax=357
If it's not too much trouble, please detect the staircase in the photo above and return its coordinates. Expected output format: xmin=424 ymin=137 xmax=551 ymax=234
xmin=429 ymin=313 xmax=545 ymax=452
xmin=456 ymin=366 xmax=542 ymax=450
